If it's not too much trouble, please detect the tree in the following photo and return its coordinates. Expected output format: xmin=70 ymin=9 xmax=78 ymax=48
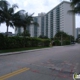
xmin=13 ymin=12 xmax=38 ymax=37
xmin=13 ymin=11 xmax=38 ymax=47
xmin=78 ymin=34 xmax=80 ymax=38
xmin=54 ymin=31 xmax=74 ymax=41
xmin=70 ymin=0 xmax=80 ymax=6
xmin=17 ymin=30 xmax=30 ymax=37
xmin=22 ymin=30 xmax=30 ymax=37
xmin=39 ymin=35 xmax=48 ymax=39
xmin=0 ymin=0 xmax=18 ymax=36
xmin=39 ymin=35 xmax=44 ymax=38
xmin=69 ymin=0 xmax=80 ymax=14
xmin=54 ymin=31 xmax=68 ymax=40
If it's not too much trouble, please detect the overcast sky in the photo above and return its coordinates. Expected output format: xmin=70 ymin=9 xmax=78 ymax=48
xmin=0 ymin=0 xmax=80 ymax=33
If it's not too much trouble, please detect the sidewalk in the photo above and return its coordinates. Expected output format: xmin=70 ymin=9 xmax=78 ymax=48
xmin=0 ymin=44 xmax=76 ymax=56
xmin=0 ymin=47 xmax=52 ymax=56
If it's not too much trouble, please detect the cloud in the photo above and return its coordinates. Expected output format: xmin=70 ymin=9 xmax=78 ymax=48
xmin=8 ymin=0 xmax=61 ymax=16
xmin=0 ymin=0 xmax=80 ymax=33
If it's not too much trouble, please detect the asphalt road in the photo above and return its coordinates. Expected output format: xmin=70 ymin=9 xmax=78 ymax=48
xmin=0 ymin=44 xmax=80 ymax=80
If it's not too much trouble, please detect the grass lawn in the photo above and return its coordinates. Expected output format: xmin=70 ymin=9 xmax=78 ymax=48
xmin=0 ymin=46 xmax=50 ymax=53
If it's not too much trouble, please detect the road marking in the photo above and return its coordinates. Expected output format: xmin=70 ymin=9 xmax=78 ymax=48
xmin=0 ymin=67 xmax=30 ymax=80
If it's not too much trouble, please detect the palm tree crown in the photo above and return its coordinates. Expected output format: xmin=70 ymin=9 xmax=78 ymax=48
xmin=13 ymin=11 xmax=38 ymax=37
xmin=70 ymin=0 xmax=80 ymax=14
xmin=0 ymin=0 xmax=18 ymax=36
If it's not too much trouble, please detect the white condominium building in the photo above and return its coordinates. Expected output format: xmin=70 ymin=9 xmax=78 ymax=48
xmin=15 ymin=1 xmax=75 ymax=38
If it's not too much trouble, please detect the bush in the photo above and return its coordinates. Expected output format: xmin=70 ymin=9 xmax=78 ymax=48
xmin=0 ymin=37 xmax=50 ymax=50
xmin=0 ymin=33 xmax=5 ymax=49
xmin=63 ymin=40 xmax=70 ymax=45
xmin=54 ymin=40 xmax=61 ymax=46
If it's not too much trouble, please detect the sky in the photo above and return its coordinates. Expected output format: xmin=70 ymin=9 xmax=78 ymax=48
xmin=0 ymin=0 xmax=80 ymax=33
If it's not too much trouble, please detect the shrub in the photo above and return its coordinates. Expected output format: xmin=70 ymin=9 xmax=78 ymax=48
xmin=0 ymin=33 xmax=5 ymax=49
xmin=63 ymin=40 xmax=70 ymax=45
xmin=0 ymin=37 xmax=50 ymax=50
xmin=54 ymin=40 xmax=61 ymax=46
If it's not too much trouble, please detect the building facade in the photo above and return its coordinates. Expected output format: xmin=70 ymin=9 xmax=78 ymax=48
xmin=15 ymin=1 xmax=75 ymax=38
xmin=75 ymin=28 xmax=80 ymax=39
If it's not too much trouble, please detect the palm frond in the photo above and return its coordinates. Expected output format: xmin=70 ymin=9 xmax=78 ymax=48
xmin=32 ymin=22 xmax=39 ymax=26
xmin=70 ymin=0 xmax=80 ymax=14
xmin=9 ymin=22 xmax=14 ymax=28
xmin=70 ymin=0 xmax=80 ymax=6
xmin=0 ymin=0 xmax=10 ymax=12
xmin=12 ymin=4 xmax=18 ymax=9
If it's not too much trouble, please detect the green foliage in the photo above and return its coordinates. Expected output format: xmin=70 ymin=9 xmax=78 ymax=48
xmin=17 ymin=30 xmax=30 ymax=37
xmin=63 ymin=40 xmax=70 ymax=45
xmin=52 ymin=40 xmax=70 ymax=46
xmin=22 ymin=30 xmax=30 ymax=37
xmin=39 ymin=35 xmax=48 ymax=39
xmin=54 ymin=31 xmax=69 ymax=40
xmin=0 ymin=37 xmax=50 ymax=50
xmin=70 ymin=0 xmax=80 ymax=14
xmin=76 ymin=34 xmax=80 ymax=43
xmin=54 ymin=31 xmax=74 ymax=41
xmin=0 ymin=33 xmax=5 ymax=49
xmin=54 ymin=40 xmax=61 ymax=46
xmin=0 ymin=0 xmax=18 ymax=36
xmin=13 ymin=12 xmax=38 ymax=37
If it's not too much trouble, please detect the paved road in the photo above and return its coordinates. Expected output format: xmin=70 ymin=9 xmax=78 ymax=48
xmin=0 ymin=44 xmax=80 ymax=80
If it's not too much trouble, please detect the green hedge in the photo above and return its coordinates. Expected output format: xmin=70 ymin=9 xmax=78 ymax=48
xmin=0 ymin=36 xmax=50 ymax=50
xmin=0 ymin=33 xmax=5 ymax=49
xmin=63 ymin=40 xmax=70 ymax=45
xmin=54 ymin=40 xmax=61 ymax=46
xmin=53 ymin=40 xmax=70 ymax=46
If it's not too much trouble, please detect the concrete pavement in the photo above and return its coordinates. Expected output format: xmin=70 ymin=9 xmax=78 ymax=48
xmin=0 ymin=47 xmax=52 ymax=56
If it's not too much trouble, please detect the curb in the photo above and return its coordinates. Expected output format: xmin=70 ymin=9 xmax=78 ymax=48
xmin=0 ymin=47 xmax=52 ymax=56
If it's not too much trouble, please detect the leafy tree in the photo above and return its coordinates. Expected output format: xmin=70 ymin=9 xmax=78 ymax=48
xmin=54 ymin=31 xmax=74 ymax=41
xmin=54 ymin=31 xmax=68 ymax=40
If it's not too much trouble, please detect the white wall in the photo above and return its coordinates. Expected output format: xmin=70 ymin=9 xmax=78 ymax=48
xmin=53 ymin=9 xmax=57 ymax=37
xmin=63 ymin=2 xmax=75 ymax=37
xmin=44 ymin=16 xmax=46 ymax=36
xmin=30 ymin=25 xmax=34 ymax=37
xmin=37 ymin=16 xmax=41 ymax=37
xmin=48 ymin=13 xmax=51 ymax=38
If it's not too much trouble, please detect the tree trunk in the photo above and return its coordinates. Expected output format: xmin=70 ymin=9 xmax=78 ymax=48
xmin=6 ymin=22 xmax=9 ymax=37
xmin=23 ymin=27 xmax=26 ymax=38
xmin=6 ymin=26 xmax=8 ymax=37
xmin=23 ymin=27 xmax=26 ymax=48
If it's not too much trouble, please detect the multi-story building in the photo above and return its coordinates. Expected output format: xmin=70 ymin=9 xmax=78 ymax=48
xmin=75 ymin=28 xmax=80 ymax=39
xmin=15 ymin=1 xmax=75 ymax=38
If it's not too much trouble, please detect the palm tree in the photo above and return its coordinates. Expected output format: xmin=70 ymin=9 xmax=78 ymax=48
xmin=70 ymin=0 xmax=80 ymax=14
xmin=13 ymin=11 xmax=38 ymax=37
xmin=0 ymin=0 xmax=18 ymax=36
xmin=70 ymin=0 xmax=80 ymax=6
xmin=13 ymin=11 xmax=38 ymax=47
